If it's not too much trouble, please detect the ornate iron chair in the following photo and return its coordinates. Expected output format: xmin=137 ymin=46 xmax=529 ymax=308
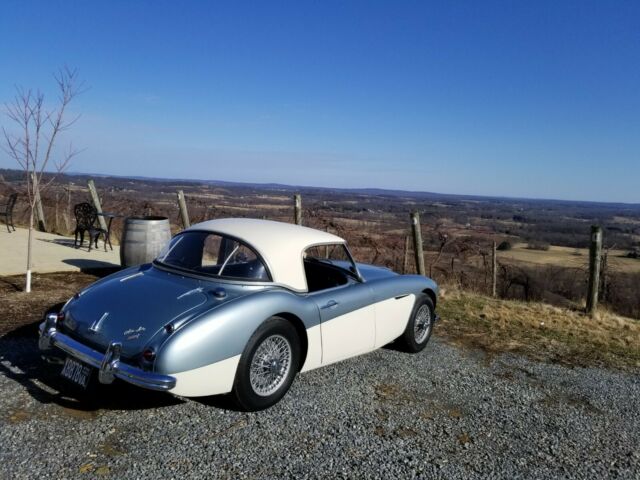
xmin=73 ymin=202 xmax=107 ymax=251
xmin=0 ymin=193 xmax=17 ymax=233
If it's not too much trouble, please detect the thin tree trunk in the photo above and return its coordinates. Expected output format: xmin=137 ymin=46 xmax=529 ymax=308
xmin=55 ymin=192 xmax=60 ymax=233
xmin=402 ymin=235 xmax=410 ymax=274
xmin=26 ymin=210 xmax=34 ymax=293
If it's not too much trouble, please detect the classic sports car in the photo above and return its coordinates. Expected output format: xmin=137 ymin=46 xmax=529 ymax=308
xmin=40 ymin=218 xmax=439 ymax=410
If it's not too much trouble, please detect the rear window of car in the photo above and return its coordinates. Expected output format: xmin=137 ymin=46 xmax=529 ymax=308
xmin=155 ymin=231 xmax=271 ymax=281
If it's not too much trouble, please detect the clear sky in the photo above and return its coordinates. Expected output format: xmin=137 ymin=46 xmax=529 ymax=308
xmin=1 ymin=1 xmax=638 ymax=203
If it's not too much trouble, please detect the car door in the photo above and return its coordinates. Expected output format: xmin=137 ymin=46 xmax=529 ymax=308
xmin=309 ymin=279 xmax=376 ymax=366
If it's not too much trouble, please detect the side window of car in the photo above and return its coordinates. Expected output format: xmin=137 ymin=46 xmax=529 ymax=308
xmin=304 ymin=244 xmax=354 ymax=292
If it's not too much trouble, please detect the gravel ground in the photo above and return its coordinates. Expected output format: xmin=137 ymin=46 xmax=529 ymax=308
xmin=1 ymin=334 xmax=639 ymax=479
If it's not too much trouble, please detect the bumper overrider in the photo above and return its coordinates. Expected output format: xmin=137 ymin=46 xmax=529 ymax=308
xmin=39 ymin=314 xmax=176 ymax=392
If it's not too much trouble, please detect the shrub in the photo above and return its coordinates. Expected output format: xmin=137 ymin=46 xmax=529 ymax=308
xmin=497 ymin=241 xmax=512 ymax=251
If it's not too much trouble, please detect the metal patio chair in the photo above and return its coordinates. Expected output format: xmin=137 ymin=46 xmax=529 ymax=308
xmin=73 ymin=202 xmax=108 ymax=251
xmin=0 ymin=193 xmax=17 ymax=233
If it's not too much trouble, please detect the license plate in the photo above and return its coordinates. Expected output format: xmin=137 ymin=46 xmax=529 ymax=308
xmin=60 ymin=357 xmax=92 ymax=389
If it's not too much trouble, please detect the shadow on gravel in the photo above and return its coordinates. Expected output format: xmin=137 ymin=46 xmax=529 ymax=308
xmin=0 ymin=294 xmax=241 ymax=415
xmin=192 ymin=394 xmax=244 ymax=412
xmin=0 ymin=309 xmax=184 ymax=415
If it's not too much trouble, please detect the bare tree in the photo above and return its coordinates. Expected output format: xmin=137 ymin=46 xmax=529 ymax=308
xmin=2 ymin=67 xmax=83 ymax=292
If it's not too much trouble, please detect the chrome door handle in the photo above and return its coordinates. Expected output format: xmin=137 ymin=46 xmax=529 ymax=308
xmin=321 ymin=300 xmax=339 ymax=309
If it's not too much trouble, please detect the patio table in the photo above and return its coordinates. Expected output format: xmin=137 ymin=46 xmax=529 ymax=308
xmin=97 ymin=211 xmax=123 ymax=251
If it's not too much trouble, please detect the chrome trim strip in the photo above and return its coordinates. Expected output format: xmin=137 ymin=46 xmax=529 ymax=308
xmin=120 ymin=272 xmax=144 ymax=282
xmin=39 ymin=320 xmax=176 ymax=392
xmin=177 ymin=287 xmax=204 ymax=300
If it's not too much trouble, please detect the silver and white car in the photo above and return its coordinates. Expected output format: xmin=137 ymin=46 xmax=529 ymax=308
xmin=40 ymin=218 xmax=439 ymax=410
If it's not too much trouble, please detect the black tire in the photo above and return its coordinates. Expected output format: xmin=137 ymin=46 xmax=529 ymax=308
xmin=231 ymin=317 xmax=301 ymax=411
xmin=398 ymin=295 xmax=435 ymax=353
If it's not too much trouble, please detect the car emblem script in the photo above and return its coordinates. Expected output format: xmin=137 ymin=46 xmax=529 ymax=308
xmin=123 ymin=326 xmax=146 ymax=340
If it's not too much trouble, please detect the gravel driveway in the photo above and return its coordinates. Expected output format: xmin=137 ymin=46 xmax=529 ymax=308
xmin=1 ymin=334 xmax=638 ymax=479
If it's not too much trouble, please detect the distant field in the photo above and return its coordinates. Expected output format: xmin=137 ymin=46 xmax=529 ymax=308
xmin=498 ymin=243 xmax=640 ymax=273
xmin=1 ymin=167 xmax=639 ymax=318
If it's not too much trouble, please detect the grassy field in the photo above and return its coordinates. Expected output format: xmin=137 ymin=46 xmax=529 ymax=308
xmin=437 ymin=288 xmax=640 ymax=370
xmin=498 ymin=242 xmax=640 ymax=273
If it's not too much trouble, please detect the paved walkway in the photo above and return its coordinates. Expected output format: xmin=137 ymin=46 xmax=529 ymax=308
xmin=0 ymin=227 xmax=120 ymax=276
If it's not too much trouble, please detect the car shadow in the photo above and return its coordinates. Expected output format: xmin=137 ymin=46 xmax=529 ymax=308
xmin=0 ymin=320 xmax=184 ymax=413
xmin=192 ymin=393 xmax=244 ymax=411
xmin=382 ymin=340 xmax=406 ymax=352
xmin=1 ymin=300 xmax=253 ymax=414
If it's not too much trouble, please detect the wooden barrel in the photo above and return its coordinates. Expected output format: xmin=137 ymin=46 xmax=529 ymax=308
xmin=120 ymin=216 xmax=172 ymax=267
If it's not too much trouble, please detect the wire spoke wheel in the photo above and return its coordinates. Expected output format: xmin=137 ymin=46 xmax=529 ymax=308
xmin=413 ymin=304 xmax=432 ymax=344
xmin=249 ymin=334 xmax=292 ymax=397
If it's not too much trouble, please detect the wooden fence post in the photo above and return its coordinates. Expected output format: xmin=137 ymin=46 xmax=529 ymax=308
xmin=324 ymin=226 xmax=331 ymax=258
xmin=492 ymin=240 xmax=497 ymax=297
xmin=177 ymin=190 xmax=190 ymax=229
xmin=30 ymin=172 xmax=47 ymax=232
xmin=410 ymin=212 xmax=425 ymax=276
xmin=294 ymin=194 xmax=302 ymax=225
xmin=586 ymin=225 xmax=603 ymax=316
xmin=403 ymin=235 xmax=410 ymax=274
xmin=600 ymin=249 xmax=609 ymax=303
xmin=87 ymin=179 xmax=108 ymax=231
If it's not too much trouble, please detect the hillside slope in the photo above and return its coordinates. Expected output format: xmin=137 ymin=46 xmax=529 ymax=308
xmin=437 ymin=289 xmax=640 ymax=370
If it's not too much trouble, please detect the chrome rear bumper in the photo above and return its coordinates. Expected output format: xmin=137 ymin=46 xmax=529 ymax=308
xmin=39 ymin=314 xmax=176 ymax=392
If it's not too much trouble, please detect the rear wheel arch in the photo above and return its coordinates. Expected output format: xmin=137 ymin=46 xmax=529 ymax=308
xmin=422 ymin=288 xmax=437 ymax=309
xmin=273 ymin=312 xmax=308 ymax=371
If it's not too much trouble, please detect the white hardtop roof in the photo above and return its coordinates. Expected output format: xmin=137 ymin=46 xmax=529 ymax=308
xmin=186 ymin=218 xmax=345 ymax=291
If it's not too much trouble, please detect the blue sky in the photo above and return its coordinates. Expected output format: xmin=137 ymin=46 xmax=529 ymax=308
xmin=1 ymin=1 xmax=638 ymax=202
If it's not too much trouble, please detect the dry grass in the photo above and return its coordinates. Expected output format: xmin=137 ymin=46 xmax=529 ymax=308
xmin=0 ymin=271 xmax=106 ymax=337
xmin=437 ymin=288 xmax=640 ymax=370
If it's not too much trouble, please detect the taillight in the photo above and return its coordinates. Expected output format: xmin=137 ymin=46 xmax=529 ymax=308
xmin=56 ymin=312 xmax=65 ymax=325
xmin=142 ymin=348 xmax=156 ymax=362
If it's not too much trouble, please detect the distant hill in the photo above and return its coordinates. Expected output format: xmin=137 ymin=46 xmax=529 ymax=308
xmin=1 ymin=167 xmax=639 ymax=209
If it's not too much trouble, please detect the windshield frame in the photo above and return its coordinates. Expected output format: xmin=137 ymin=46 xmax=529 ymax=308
xmin=153 ymin=230 xmax=274 ymax=283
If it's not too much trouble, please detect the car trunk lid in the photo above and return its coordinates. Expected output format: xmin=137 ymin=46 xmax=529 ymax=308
xmin=63 ymin=267 xmax=210 ymax=357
